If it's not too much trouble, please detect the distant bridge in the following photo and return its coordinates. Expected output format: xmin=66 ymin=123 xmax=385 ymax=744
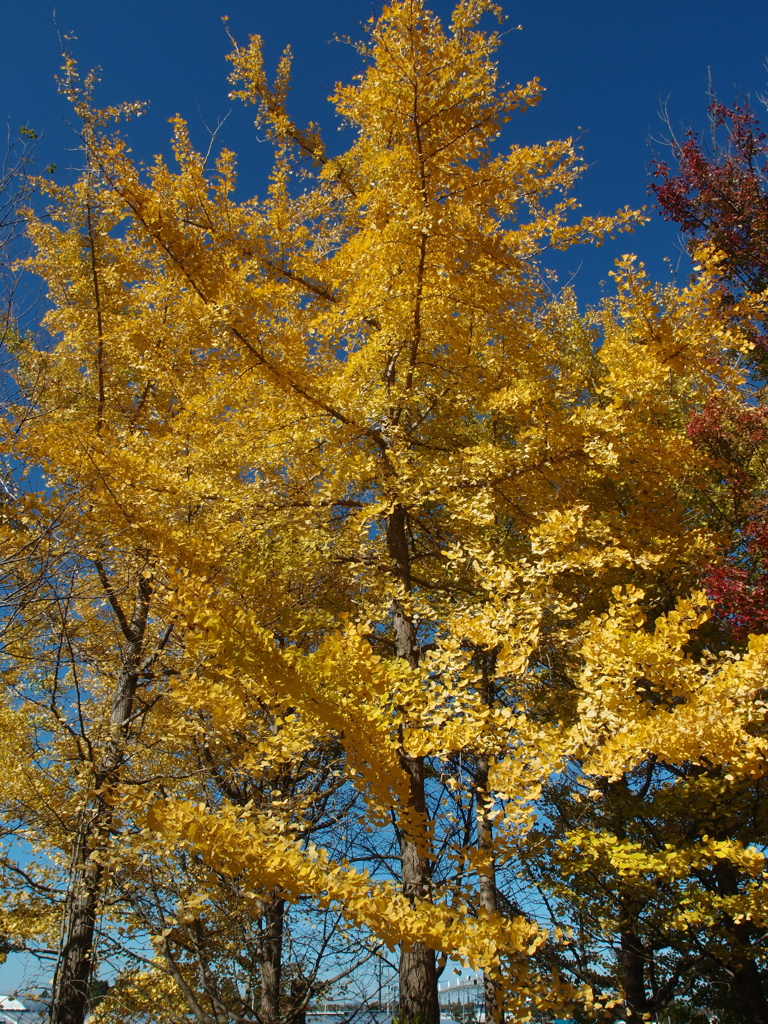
xmin=438 ymin=979 xmax=482 ymax=998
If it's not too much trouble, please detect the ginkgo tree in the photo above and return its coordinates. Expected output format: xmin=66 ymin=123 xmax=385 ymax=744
xmin=467 ymin=274 xmax=768 ymax=1022
xmin=5 ymin=1 xmax=768 ymax=1023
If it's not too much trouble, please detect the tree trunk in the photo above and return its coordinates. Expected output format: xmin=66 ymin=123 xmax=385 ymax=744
xmin=476 ymin=753 xmax=503 ymax=1024
xmin=724 ymin=917 xmax=768 ymax=1024
xmin=260 ymin=895 xmax=286 ymax=1024
xmin=50 ymin=840 xmax=103 ymax=1024
xmin=289 ymin=974 xmax=309 ymax=1024
xmin=399 ymin=751 xmax=439 ymax=1024
xmin=731 ymin=955 xmax=768 ymax=1024
xmin=618 ymin=929 xmax=648 ymax=1024
xmin=714 ymin=861 xmax=768 ymax=1024
xmin=387 ymin=506 xmax=439 ymax=1024
xmin=50 ymin=575 xmax=152 ymax=1024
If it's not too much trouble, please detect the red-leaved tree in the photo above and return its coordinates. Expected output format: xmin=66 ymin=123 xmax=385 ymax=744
xmin=687 ymin=394 xmax=768 ymax=640
xmin=651 ymin=99 xmax=768 ymax=299
xmin=653 ymin=97 xmax=768 ymax=641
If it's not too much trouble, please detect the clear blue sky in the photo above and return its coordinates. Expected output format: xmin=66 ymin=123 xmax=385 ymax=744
xmin=2 ymin=0 xmax=768 ymax=303
xmin=0 ymin=0 xmax=767 ymax=995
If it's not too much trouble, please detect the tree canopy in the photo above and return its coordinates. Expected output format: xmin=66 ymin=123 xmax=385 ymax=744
xmin=2 ymin=3 xmax=768 ymax=1023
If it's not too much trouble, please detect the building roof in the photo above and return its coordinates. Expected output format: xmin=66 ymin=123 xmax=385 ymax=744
xmin=0 ymin=995 xmax=48 ymax=1024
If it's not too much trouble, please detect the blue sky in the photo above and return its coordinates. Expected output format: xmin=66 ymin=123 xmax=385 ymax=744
xmin=0 ymin=0 xmax=767 ymax=996
xmin=2 ymin=0 xmax=768 ymax=306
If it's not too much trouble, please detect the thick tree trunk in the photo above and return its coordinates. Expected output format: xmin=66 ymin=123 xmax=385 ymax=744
xmin=476 ymin=753 xmax=503 ymax=1024
xmin=714 ymin=862 xmax=768 ymax=1023
xmin=50 ymin=576 xmax=152 ymax=1024
xmin=731 ymin=956 xmax=768 ymax=1024
xmin=387 ymin=506 xmax=439 ymax=1024
xmin=723 ymin=916 xmax=768 ymax=1023
xmin=618 ymin=929 xmax=648 ymax=1024
xmin=50 ymin=843 xmax=102 ymax=1024
xmin=399 ymin=751 xmax=439 ymax=1024
xmin=259 ymin=895 xmax=286 ymax=1024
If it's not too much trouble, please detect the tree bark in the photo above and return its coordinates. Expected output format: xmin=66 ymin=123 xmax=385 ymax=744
xmin=50 ymin=841 xmax=103 ymax=1024
xmin=399 ymin=751 xmax=439 ymax=1024
xmin=618 ymin=929 xmax=648 ymax=1024
xmin=731 ymin=955 xmax=768 ymax=1024
xmin=387 ymin=506 xmax=439 ymax=1024
xmin=259 ymin=895 xmax=286 ymax=1024
xmin=289 ymin=974 xmax=309 ymax=1024
xmin=714 ymin=861 xmax=768 ymax=1023
xmin=476 ymin=752 xmax=503 ymax=1024
xmin=50 ymin=575 xmax=152 ymax=1024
